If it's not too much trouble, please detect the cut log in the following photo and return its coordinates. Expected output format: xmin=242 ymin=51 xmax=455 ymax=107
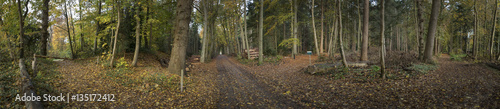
xmin=19 ymin=59 xmax=44 ymax=109
xmin=35 ymin=55 xmax=72 ymax=60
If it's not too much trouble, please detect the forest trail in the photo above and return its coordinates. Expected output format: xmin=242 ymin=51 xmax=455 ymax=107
xmin=215 ymin=55 xmax=302 ymax=108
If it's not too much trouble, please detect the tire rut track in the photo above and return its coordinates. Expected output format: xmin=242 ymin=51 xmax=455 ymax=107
xmin=215 ymin=55 xmax=302 ymax=108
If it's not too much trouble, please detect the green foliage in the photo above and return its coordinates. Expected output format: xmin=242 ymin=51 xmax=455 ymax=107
xmin=450 ymin=54 xmax=466 ymax=61
xmin=370 ymin=65 xmax=381 ymax=73
xmin=279 ymin=38 xmax=300 ymax=49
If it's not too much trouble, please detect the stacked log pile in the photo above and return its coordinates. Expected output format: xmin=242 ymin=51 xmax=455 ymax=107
xmin=243 ymin=48 xmax=260 ymax=59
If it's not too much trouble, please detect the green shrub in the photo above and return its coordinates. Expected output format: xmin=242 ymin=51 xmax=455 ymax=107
xmin=450 ymin=54 xmax=466 ymax=61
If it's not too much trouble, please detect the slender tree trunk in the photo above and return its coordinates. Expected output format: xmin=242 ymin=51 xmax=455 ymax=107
xmin=361 ymin=0 xmax=369 ymax=61
xmin=293 ymin=0 xmax=298 ymax=57
xmin=79 ymin=0 xmax=84 ymax=52
xmin=146 ymin=0 xmax=151 ymax=49
xmin=474 ymin=0 xmax=478 ymax=59
xmin=357 ymin=0 xmax=361 ymax=52
xmin=132 ymin=1 xmax=141 ymax=67
xmin=312 ymin=0 xmax=320 ymax=56
xmin=380 ymin=0 xmax=386 ymax=79
xmin=320 ymin=0 xmax=324 ymax=54
xmin=17 ymin=0 xmax=30 ymax=58
xmin=64 ymin=1 xmax=75 ymax=59
xmin=110 ymin=2 xmax=121 ymax=68
xmin=258 ymin=0 xmax=264 ymax=65
xmin=338 ymin=0 xmax=348 ymax=67
xmin=491 ymin=0 xmax=498 ymax=60
xmin=245 ymin=0 xmax=250 ymax=59
xmin=95 ymin=0 xmax=101 ymax=55
xmin=423 ymin=0 xmax=441 ymax=63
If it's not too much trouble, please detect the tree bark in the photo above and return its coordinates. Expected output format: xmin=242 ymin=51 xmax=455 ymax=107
xmin=293 ymin=0 xmax=298 ymax=57
xmin=18 ymin=59 xmax=44 ymax=109
xmin=41 ymin=0 xmax=49 ymax=56
xmin=110 ymin=1 xmax=121 ymax=68
xmin=258 ymin=0 xmax=264 ymax=65
xmin=201 ymin=0 xmax=208 ymax=63
xmin=361 ymin=0 xmax=369 ymax=61
xmin=312 ymin=0 xmax=320 ymax=56
xmin=132 ymin=1 xmax=141 ymax=67
xmin=79 ymin=0 xmax=84 ymax=52
xmin=17 ymin=0 xmax=29 ymax=59
xmin=417 ymin=0 xmax=424 ymax=60
xmin=320 ymin=0 xmax=324 ymax=54
xmin=423 ymin=0 xmax=441 ymax=63
xmin=168 ymin=0 xmax=193 ymax=75
xmin=95 ymin=0 xmax=101 ymax=55
xmin=380 ymin=0 xmax=386 ymax=79
xmin=338 ymin=0 xmax=348 ymax=67
xmin=474 ymin=0 xmax=478 ymax=59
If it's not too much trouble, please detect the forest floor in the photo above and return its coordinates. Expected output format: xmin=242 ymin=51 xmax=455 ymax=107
xmin=3 ymin=53 xmax=498 ymax=108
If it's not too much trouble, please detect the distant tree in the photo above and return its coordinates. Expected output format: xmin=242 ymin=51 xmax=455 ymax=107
xmin=64 ymin=0 xmax=75 ymax=59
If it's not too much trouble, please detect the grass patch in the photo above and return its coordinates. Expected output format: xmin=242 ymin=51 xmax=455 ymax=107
xmin=407 ymin=63 xmax=438 ymax=74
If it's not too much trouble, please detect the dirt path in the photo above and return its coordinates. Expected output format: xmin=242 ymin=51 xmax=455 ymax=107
xmin=215 ymin=55 xmax=302 ymax=108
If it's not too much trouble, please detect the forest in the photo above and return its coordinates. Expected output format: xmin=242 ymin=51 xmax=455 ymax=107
xmin=0 ymin=0 xmax=499 ymax=108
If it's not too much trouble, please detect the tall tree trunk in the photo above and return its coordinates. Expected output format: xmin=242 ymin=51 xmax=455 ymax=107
xmin=110 ymin=1 xmax=121 ymax=68
xmin=320 ymin=0 xmax=324 ymax=54
xmin=423 ymin=0 xmax=441 ymax=63
xmin=41 ymin=0 xmax=49 ymax=56
xmin=415 ymin=0 xmax=420 ymax=53
xmin=352 ymin=17 xmax=356 ymax=52
xmin=312 ymin=0 xmax=320 ymax=56
xmin=17 ymin=0 xmax=29 ymax=58
xmin=474 ymin=0 xmax=478 ymax=59
xmin=245 ymin=0 xmax=250 ymax=59
xmin=168 ymin=0 xmax=193 ymax=75
xmin=132 ymin=1 xmax=141 ymax=67
xmin=361 ymin=0 xmax=369 ymax=61
xmin=380 ymin=0 xmax=386 ymax=79
xmin=95 ymin=0 xmax=101 ymax=55
xmin=258 ymin=0 xmax=264 ymax=65
xmin=491 ymin=0 xmax=498 ymax=60
xmin=201 ymin=0 xmax=208 ymax=63
xmin=146 ymin=0 xmax=151 ymax=49
xmin=293 ymin=0 xmax=298 ymax=57
xmin=79 ymin=0 xmax=84 ymax=52
xmin=417 ymin=0 xmax=424 ymax=60
xmin=338 ymin=0 xmax=348 ymax=67
xmin=357 ymin=0 xmax=361 ymax=52
xmin=64 ymin=1 xmax=75 ymax=59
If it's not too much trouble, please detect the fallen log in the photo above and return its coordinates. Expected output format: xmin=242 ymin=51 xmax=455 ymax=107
xmin=34 ymin=55 xmax=72 ymax=60
xmin=19 ymin=59 xmax=44 ymax=109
